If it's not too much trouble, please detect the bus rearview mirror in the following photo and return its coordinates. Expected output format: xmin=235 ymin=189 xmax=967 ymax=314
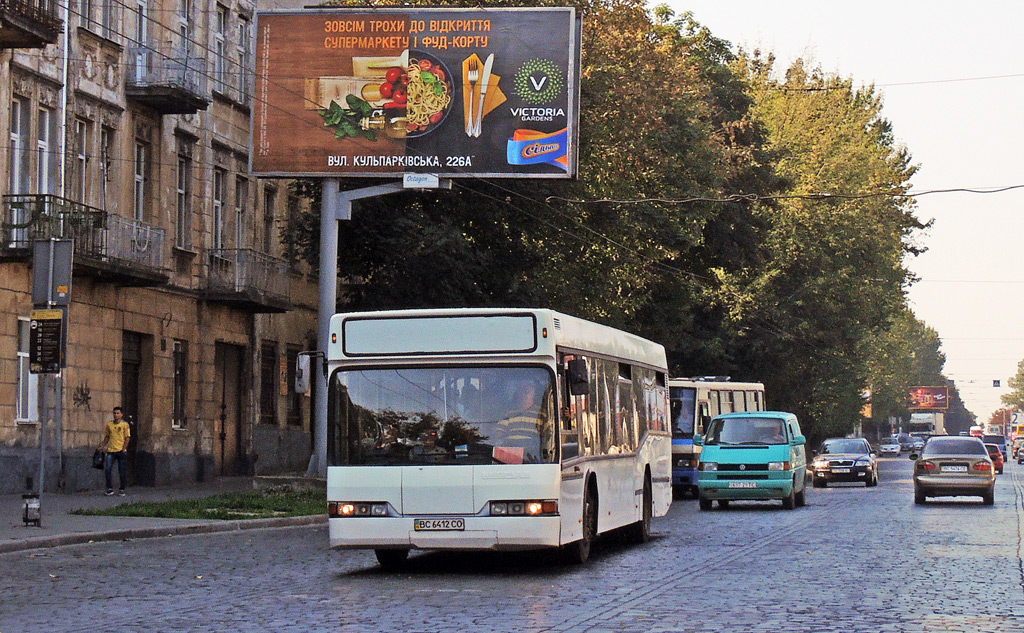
xmin=567 ymin=359 xmax=589 ymax=396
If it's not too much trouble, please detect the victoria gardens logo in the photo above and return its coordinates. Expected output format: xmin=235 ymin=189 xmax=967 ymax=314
xmin=511 ymin=58 xmax=566 ymax=122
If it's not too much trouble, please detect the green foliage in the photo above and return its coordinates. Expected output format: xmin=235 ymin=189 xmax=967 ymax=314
xmin=1001 ymin=360 xmax=1024 ymax=411
xmin=71 ymin=489 xmax=324 ymax=520
xmin=278 ymin=1 xmax=945 ymax=443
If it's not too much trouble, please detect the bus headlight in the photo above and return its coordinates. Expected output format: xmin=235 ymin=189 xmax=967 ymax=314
xmin=490 ymin=500 xmax=558 ymax=516
xmin=328 ymin=502 xmax=388 ymax=518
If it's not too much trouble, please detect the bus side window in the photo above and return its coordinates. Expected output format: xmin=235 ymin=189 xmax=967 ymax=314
xmin=698 ymin=402 xmax=711 ymax=433
xmin=559 ymin=355 xmax=580 ymax=460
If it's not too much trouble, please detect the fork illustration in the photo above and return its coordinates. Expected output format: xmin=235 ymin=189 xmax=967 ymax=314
xmin=466 ymin=58 xmax=479 ymax=136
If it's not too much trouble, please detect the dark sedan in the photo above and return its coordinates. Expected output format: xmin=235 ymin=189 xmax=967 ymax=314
xmin=811 ymin=437 xmax=878 ymax=487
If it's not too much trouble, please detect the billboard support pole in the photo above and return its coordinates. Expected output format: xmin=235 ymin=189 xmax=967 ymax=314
xmin=307 ymin=179 xmax=404 ymax=478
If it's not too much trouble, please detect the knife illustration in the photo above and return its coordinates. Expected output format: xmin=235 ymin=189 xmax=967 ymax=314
xmin=473 ymin=54 xmax=495 ymax=138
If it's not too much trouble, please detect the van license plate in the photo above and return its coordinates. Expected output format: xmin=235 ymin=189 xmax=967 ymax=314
xmin=414 ymin=518 xmax=465 ymax=531
xmin=728 ymin=482 xmax=757 ymax=489
xmin=941 ymin=465 xmax=968 ymax=473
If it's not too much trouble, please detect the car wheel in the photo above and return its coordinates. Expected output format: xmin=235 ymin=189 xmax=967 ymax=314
xmin=717 ymin=500 xmax=730 ymax=509
xmin=998 ymin=467 xmax=1004 ymax=474
xmin=698 ymin=496 xmax=713 ymax=511
xmin=982 ymin=488 xmax=995 ymax=505
xmin=914 ymin=488 xmax=926 ymax=505
xmin=867 ymin=471 xmax=878 ymax=487
xmin=782 ymin=487 xmax=795 ymax=510
xmin=795 ymin=485 xmax=806 ymax=507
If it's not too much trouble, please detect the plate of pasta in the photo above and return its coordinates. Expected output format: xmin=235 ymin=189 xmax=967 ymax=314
xmin=391 ymin=51 xmax=454 ymax=137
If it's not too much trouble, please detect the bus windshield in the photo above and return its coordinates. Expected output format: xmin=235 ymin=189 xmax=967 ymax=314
xmin=329 ymin=365 xmax=557 ymax=466
xmin=670 ymin=387 xmax=697 ymax=439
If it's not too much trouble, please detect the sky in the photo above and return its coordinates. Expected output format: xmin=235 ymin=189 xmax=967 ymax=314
xmin=669 ymin=1 xmax=1024 ymax=423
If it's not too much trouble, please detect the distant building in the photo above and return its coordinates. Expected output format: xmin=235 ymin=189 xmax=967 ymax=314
xmin=1 ymin=0 xmax=319 ymax=492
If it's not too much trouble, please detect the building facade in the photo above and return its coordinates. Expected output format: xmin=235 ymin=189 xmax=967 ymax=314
xmin=0 ymin=0 xmax=319 ymax=492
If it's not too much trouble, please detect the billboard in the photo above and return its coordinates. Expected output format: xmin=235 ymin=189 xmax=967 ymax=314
xmin=909 ymin=386 xmax=948 ymax=410
xmin=252 ymin=8 xmax=580 ymax=178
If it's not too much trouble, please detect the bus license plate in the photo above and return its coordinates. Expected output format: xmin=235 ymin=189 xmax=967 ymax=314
xmin=414 ymin=518 xmax=465 ymax=531
xmin=941 ymin=465 xmax=968 ymax=473
xmin=728 ymin=482 xmax=757 ymax=489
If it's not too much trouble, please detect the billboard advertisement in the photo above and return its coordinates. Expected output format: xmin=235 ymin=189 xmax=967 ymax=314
xmin=909 ymin=386 xmax=948 ymax=410
xmin=252 ymin=8 xmax=580 ymax=178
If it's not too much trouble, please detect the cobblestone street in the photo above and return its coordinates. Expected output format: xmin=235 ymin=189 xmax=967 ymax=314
xmin=3 ymin=457 xmax=1024 ymax=632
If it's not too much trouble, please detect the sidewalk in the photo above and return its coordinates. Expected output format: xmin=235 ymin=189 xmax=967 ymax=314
xmin=0 ymin=477 xmax=326 ymax=554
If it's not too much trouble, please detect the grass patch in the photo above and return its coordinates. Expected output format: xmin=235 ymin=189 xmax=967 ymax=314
xmin=71 ymin=488 xmax=324 ymax=520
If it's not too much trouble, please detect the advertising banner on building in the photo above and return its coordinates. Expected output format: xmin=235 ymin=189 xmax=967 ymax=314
xmin=909 ymin=386 xmax=949 ymax=410
xmin=252 ymin=8 xmax=580 ymax=178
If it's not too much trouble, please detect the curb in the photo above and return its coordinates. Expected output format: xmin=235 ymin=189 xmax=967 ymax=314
xmin=0 ymin=514 xmax=327 ymax=555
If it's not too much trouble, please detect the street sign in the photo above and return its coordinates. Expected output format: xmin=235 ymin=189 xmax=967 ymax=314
xmin=29 ymin=308 xmax=65 ymax=374
xmin=32 ymin=240 xmax=73 ymax=306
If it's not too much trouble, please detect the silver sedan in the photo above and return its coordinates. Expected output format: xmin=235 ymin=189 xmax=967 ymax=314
xmin=912 ymin=436 xmax=995 ymax=505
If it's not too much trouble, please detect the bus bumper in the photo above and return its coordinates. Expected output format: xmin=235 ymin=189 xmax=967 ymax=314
xmin=329 ymin=516 xmax=562 ymax=551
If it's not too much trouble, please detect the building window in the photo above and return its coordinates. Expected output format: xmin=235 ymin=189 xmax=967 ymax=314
xmin=134 ymin=0 xmax=148 ymax=45
xmin=133 ymin=141 xmax=147 ymax=221
xmin=176 ymin=140 xmax=193 ymax=248
xmin=214 ymin=5 xmax=228 ymax=92
xmin=213 ymin=168 xmax=225 ymax=249
xmin=178 ymin=0 xmax=192 ymax=44
xmin=100 ymin=126 xmax=114 ymax=187
xmin=235 ymin=176 xmax=248 ymax=248
xmin=17 ymin=318 xmax=39 ymax=424
xmin=80 ymin=0 xmax=94 ymax=30
xmin=100 ymin=0 xmax=117 ymax=40
xmin=172 ymin=340 xmax=188 ymax=429
xmin=73 ymin=118 xmax=91 ymax=204
xmin=10 ymin=97 xmax=30 ymax=194
xmin=262 ymin=187 xmax=276 ymax=254
xmin=237 ymin=14 xmax=251 ymax=100
xmin=37 ymin=107 xmax=57 ymax=194
xmin=260 ymin=342 xmax=277 ymax=425
xmin=286 ymin=346 xmax=301 ymax=426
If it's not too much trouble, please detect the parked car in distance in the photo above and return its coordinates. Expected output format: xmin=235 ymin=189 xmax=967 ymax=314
xmin=812 ymin=438 xmax=878 ymax=487
xmin=985 ymin=444 xmax=1005 ymax=474
xmin=912 ymin=436 xmax=995 ymax=505
xmin=879 ymin=437 xmax=901 ymax=456
xmin=1011 ymin=437 xmax=1024 ymax=459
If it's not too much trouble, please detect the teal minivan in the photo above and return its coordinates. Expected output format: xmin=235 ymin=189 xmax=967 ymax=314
xmin=694 ymin=411 xmax=807 ymax=510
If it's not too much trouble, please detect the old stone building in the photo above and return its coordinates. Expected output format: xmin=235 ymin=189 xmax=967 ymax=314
xmin=0 ymin=0 xmax=318 ymax=492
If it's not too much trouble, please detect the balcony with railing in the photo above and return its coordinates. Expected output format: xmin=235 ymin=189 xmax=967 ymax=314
xmin=125 ymin=44 xmax=210 ymax=115
xmin=0 ymin=0 xmax=62 ymax=48
xmin=204 ymin=248 xmax=291 ymax=313
xmin=1 ymin=194 xmax=170 ymax=286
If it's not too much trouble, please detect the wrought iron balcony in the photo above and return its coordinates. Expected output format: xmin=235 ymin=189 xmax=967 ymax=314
xmin=0 ymin=0 xmax=62 ymax=48
xmin=1 ymin=194 xmax=170 ymax=286
xmin=204 ymin=248 xmax=291 ymax=313
xmin=125 ymin=45 xmax=210 ymax=115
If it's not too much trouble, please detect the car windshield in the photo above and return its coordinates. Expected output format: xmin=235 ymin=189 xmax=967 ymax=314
xmin=986 ymin=445 xmax=1001 ymax=455
xmin=328 ymin=365 xmax=557 ymax=466
xmin=705 ymin=417 xmax=788 ymax=445
xmin=882 ymin=439 xmax=898 ymax=445
xmin=921 ymin=438 xmax=987 ymax=457
xmin=821 ymin=439 xmax=869 ymax=454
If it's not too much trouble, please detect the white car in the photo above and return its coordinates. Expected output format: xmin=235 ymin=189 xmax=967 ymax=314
xmin=879 ymin=438 xmax=901 ymax=456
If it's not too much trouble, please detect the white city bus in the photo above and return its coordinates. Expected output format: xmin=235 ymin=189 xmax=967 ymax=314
xmin=669 ymin=378 xmax=766 ymax=497
xmin=325 ymin=308 xmax=672 ymax=567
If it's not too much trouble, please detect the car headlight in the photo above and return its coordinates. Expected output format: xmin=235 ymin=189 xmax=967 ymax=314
xmin=855 ymin=460 xmax=872 ymax=467
xmin=699 ymin=462 xmax=717 ymax=471
xmin=813 ymin=458 xmax=829 ymax=469
xmin=768 ymin=461 xmax=791 ymax=471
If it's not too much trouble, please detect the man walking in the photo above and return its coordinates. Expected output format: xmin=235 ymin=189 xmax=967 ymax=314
xmin=100 ymin=406 xmax=131 ymax=496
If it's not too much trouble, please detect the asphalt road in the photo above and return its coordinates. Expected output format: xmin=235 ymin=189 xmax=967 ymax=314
xmin=2 ymin=456 xmax=1023 ymax=632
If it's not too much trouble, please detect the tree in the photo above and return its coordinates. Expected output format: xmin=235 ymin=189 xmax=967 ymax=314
xmin=1001 ymin=360 xmax=1024 ymax=411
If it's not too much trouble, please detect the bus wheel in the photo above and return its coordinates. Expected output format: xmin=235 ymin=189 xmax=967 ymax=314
xmin=374 ymin=548 xmax=409 ymax=570
xmin=567 ymin=485 xmax=598 ymax=564
xmin=628 ymin=476 xmax=652 ymax=544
